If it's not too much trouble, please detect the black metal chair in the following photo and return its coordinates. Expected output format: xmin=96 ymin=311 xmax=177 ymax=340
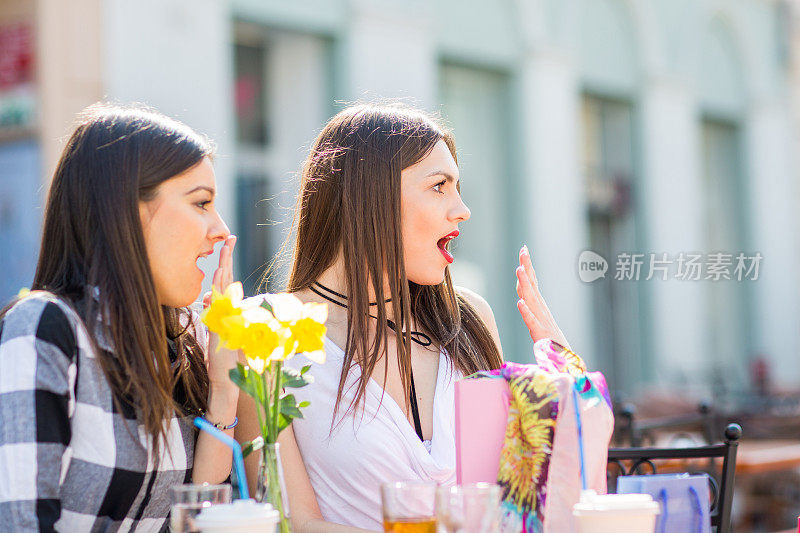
xmin=613 ymin=401 xmax=719 ymax=447
xmin=608 ymin=423 xmax=742 ymax=532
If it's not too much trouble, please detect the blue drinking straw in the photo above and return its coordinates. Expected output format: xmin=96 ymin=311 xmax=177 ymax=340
xmin=194 ymin=417 xmax=249 ymax=499
xmin=571 ymin=383 xmax=588 ymax=491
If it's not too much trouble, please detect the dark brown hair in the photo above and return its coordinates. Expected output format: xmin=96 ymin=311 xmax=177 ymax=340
xmin=287 ymin=103 xmax=503 ymax=421
xmin=30 ymin=103 xmax=211 ymax=454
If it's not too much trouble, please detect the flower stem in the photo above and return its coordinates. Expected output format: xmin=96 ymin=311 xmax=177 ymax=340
xmin=249 ymin=369 xmax=267 ymax=444
xmin=271 ymin=361 xmax=282 ymax=439
xmin=263 ymin=446 xmax=291 ymax=532
xmin=262 ymin=369 xmax=274 ymax=443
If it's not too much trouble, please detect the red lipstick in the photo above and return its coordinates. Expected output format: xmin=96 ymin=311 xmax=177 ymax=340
xmin=437 ymin=230 xmax=459 ymax=264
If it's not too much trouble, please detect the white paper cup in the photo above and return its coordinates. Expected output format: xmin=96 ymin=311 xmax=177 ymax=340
xmin=572 ymin=491 xmax=659 ymax=533
xmin=193 ymin=499 xmax=280 ymax=533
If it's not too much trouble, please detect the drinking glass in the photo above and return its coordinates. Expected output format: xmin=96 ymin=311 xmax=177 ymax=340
xmin=169 ymin=483 xmax=232 ymax=533
xmin=436 ymin=483 xmax=501 ymax=533
xmin=381 ymin=480 xmax=438 ymax=533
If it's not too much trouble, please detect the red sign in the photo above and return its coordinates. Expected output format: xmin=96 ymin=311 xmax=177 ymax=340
xmin=0 ymin=23 xmax=34 ymax=89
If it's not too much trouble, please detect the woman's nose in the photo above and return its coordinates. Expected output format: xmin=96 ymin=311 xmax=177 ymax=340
xmin=209 ymin=210 xmax=231 ymax=242
xmin=450 ymin=195 xmax=471 ymax=222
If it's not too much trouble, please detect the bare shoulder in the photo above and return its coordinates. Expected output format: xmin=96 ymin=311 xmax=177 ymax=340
xmin=455 ymin=286 xmax=503 ymax=358
xmin=455 ymin=286 xmax=493 ymax=321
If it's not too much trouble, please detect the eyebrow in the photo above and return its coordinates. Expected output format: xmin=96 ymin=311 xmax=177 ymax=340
xmin=424 ymin=170 xmax=459 ymax=183
xmin=185 ymin=185 xmax=215 ymax=196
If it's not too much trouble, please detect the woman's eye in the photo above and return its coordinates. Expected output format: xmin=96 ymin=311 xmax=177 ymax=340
xmin=433 ymin=180 xmax=446 ymax=193
xmin=196 ymin=200 xmax=211 ymax=210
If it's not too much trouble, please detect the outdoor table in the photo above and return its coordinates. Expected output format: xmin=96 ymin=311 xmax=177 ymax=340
xmin=732 ymin=439 xmax=800 ymax=532
xmin=610 ymin=435 xmax=800 ymax=475
xmin=735 ymin=439 xmax=800 ymax=474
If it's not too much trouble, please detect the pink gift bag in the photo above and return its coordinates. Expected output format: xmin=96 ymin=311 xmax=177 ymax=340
xmin=454 ymin=340 xmax=614 ymax=533
xmin=454 ymin=377 xmax=510 ymax=484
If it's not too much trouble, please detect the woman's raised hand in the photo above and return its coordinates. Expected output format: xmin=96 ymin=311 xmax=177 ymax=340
xmin=206 ymin=235 xmax=240 ymax=392
xmin=195 ymin=235 xmax=240 ymax=483
xmin=515 ymin=245 xmax=570 ymax=349
xmin=211 ymin=235 xmax=237 ymax=295
xmin=204 ymin=234 xmax=237 ymax=307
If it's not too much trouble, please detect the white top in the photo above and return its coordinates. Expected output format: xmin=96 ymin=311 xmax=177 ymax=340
xmin=286 ymin=337 xmax=460 ymax=531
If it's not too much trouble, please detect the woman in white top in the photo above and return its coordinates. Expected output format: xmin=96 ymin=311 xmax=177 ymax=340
xmin=238 ymin=103 xmax=570 ymax=532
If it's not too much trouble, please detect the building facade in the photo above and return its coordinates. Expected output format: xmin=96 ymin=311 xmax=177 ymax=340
xmin=2 ymin=0 xmax=798 ymax=397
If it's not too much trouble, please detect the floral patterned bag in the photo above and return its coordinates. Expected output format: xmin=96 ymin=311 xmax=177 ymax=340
xmin=467 ymin=340 xmax=614 ymax=533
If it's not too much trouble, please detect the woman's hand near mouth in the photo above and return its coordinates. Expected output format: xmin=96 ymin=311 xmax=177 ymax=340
xmin=515 ymin=244 xmax=570 ymax=349
xmin=193 ymin=234 xmax=241 ymax=485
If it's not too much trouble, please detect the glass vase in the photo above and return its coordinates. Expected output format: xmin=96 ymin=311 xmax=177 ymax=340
xmin=256 ymin=443 xmax=292 ymax=533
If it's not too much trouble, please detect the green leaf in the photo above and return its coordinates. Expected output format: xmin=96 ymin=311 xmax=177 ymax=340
xmin=252 ymin=368 xmax=270 ymax=406
xmin=277 ymin=413 xmax=291 ymax=434
xmin=281 ymin=366 xmax=311 ymax=389
xmin=300 ymin=364 xmax=312 ymax=375
xmin=259 ymin=298 xmax=274 ymax=314
xmin=228 ymin=364 xmax=247 ymax=388
xmin=279 ymin=394 xmax=304 ymax=421
xmin=242 ymin=436 xmax=264 ymax=458
xmin=298 ymin=400 xmax=310 ymax=409
xmin=229 ymin=364 xmax=258 ymax=398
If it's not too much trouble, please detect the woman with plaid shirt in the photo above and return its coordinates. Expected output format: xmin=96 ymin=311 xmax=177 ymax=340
xmin=0 ymin=104 xmax=241 ymax=531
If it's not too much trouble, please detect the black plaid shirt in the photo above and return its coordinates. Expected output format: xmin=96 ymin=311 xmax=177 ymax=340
xmin=0 ymin=292 xmax=201 ymax=532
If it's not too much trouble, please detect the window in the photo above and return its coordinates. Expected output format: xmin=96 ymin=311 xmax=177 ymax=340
xmin=234 ymin=39 xmax=268 ymax=146
xmin=232 ymin=24 xmax=332 ymax=294
xmin=582 ymin=95 xmax=644 ymax=393
xmin=701 ymin=118 xmax=750 ymax=389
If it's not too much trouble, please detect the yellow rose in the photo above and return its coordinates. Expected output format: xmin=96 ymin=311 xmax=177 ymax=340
xmin=242 ymin=322 xmax=281 ymax=364
xmin=267 ymin=293 xmax=328 ymax=362
xmin=201 ymin=282 xmax=244 ymax=337
xmin=235 ymin=306 xmax=283 ymax=371
xmin=219 ymin=314 xmax=247 ymax=351
xmin=288 ymin=317 xmax=327 ymax=363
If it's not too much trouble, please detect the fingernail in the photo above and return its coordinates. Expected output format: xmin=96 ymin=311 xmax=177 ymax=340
xmin=522 ymin=244 xmax=529 ymax=255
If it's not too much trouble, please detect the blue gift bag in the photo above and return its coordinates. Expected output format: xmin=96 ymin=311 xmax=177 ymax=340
xmin=617 ymin=473 xmax=711 ymax=533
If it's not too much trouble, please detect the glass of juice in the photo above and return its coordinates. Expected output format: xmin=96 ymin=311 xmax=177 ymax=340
xmin=381 ymin=480 xmax=437 ymax=533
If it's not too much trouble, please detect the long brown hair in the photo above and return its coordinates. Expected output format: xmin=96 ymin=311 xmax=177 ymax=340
xmin=287 ymin=103 xmax=502 ymax=421
xmin=29 ymin=103 xmax=211 ymax=454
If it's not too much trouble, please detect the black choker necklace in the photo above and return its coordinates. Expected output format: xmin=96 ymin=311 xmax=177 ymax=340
xmin=310 ymin=280 xmax=430 ymax=442
xmin=309 ymin=282 xmax=432 ymax=347
xmin=309 ymin=281 xmax=392 ymax=306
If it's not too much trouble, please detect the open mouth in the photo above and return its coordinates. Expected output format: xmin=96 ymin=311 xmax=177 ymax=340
xmin=195 ymin=249 xmax=214 ymax=271
xmin=437 ymin=230 xmax=459 ymax=264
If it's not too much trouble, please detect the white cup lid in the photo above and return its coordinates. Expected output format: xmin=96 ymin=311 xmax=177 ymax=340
xmin=194 ymin=499 xmax=279 ymax=527
xmin=573 ymin=490 xmax=660 ymax=514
